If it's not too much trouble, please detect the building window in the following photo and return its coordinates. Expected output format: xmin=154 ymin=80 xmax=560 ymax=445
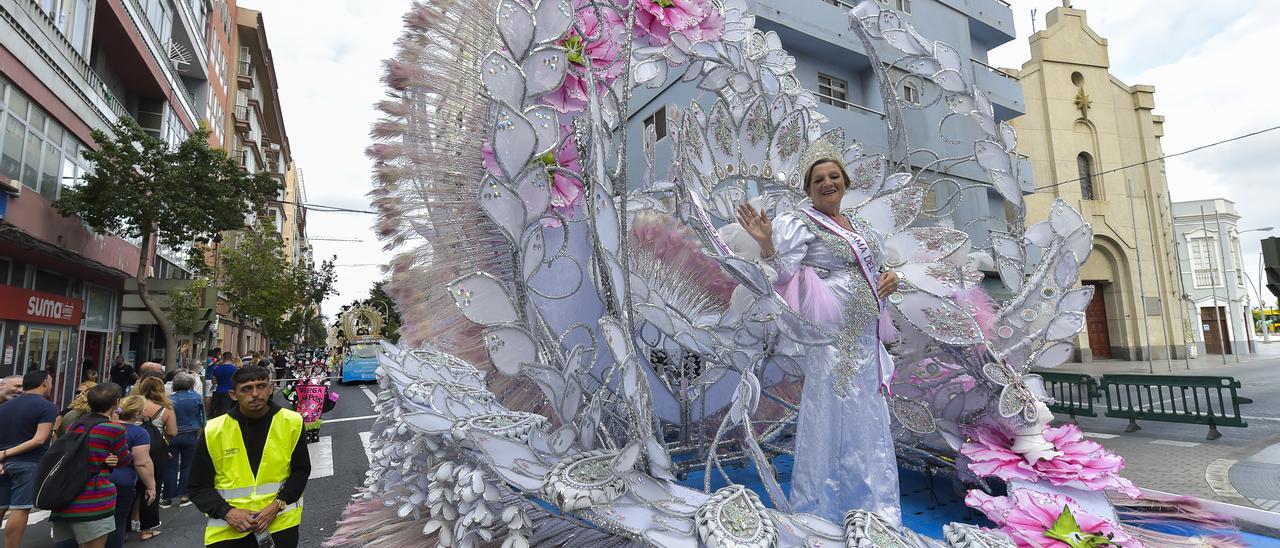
xmin=817 ymin=73 xmax=849 ymax=109
xmin=643 ymin=106 xmax=668 ymax=141
xmin=1077 ymin=152 xmax=1095 ymax=200
xmin=821 ymin=0 xmax=844 ymax=6
xmin=902 ymin=83 xmax=920 ymax=105
xmin=895 ymin=0 xmax=911 ymax=14
xmin=1188 ymin=236 xmax=1219 ymax=288
xmin=0 ymin=80 xmax=92 ymax=198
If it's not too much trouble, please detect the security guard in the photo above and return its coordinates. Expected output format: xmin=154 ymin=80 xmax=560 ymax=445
xmin=189 ymin=365 xmax=311 ymax=547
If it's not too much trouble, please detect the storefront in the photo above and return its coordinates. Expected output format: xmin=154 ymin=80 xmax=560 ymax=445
xmin=0 ymin=283 xmax=83 ymax=405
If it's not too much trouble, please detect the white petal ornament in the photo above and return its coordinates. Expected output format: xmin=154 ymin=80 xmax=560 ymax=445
xmin=541 ymin=450 xmax=627 ymax=512
xmin=447 ymin=273 xmax=519 ymax=326
xmin=694 ymin=485 xmax=777 ymax=548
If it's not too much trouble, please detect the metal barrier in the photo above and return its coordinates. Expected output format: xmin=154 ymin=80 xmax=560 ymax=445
xmin=1033 ymin=371 xmax=1100 ymax=421
xmin=1100 ymin=374 xmax=1253 ymax=440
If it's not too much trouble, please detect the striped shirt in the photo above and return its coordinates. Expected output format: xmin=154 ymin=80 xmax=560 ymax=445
xmin=51 ymin=419 xmax=131 ymax=522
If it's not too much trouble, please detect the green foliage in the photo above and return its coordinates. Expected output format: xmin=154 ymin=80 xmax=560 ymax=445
xmin=54 ymin=118 xmax=279 ymax=250
xmin=220 ymin=220 xmax=295 ymax=339
xmin=168 ymin=278 xmax=211 ymax=335
xmin=219 ymin=220 xmax=339 ymax=345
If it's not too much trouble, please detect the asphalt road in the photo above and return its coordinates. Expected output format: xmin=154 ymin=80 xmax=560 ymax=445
xmin=8 ymin=381 xmax=379 ymax=547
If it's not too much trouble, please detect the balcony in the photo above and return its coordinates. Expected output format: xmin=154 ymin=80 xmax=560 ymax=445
xmin=233 ymin=105 xmax=251 ymax=132
xmin=970 ymin=58 xmax=1024 ymax=120
xmin=232 ymin=149 xmax=248 ymax=168
xmin=237 ymin=61 xmax=255 ymax=88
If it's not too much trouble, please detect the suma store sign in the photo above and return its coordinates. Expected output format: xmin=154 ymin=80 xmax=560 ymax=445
xmin=0 ymin=285 xmax=83 ymax=327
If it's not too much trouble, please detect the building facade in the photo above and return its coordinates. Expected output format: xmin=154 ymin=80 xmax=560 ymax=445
xmin=209 ymin=5 xmax=303 ymax=354
xmin=623 ymin=0 xmax=1031 ymax=288
xmin=1008 ymin=5 xmax=1185 ymax=361
xmin=0 ymin=0 xmax=212 ymax=405
xmin=1172 ymin=199 xmax=1257 ymax=357
xmin=0 ymin=0 xmax=300 ymax=405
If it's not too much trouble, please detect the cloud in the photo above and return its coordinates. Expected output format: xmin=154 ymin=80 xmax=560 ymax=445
xmin=991 ymin=1 xmax=1280 ymax=304
xmin=237 ymin=0 xmax=412 ymax=317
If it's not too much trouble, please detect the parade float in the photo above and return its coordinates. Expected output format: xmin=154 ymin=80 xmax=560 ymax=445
xmin=327 ymin=0 xmax=1277 ymax=546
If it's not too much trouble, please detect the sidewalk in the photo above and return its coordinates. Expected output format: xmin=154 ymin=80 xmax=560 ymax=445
xmin=1045 ymin=338 xmax=1280 ymax=513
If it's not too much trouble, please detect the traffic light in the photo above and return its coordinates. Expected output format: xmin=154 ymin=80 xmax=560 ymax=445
xmin=1262 ymin=237 xmax=1280 ymax=300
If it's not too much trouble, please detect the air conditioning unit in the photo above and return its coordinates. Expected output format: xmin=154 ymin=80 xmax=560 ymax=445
xmin=0 ymin=175 xmax=21 ymax=195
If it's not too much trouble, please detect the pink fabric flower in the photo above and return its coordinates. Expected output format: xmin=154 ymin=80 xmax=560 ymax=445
xmin=636 ymin=0 xmax=706 ymax=32
xmin=961 ymin=424 xmax=1142 ymax=498
xmin=965 ymin=489 xmax=1138 ymax=548
xmin=634 ymin=0 xmax=722 ymax=46
xmin=545 ymin=1 xmax=625 ymax=113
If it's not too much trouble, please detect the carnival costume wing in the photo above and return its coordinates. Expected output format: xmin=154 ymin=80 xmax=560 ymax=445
xmin=331 ymin=1 xmax=1239 ymax=547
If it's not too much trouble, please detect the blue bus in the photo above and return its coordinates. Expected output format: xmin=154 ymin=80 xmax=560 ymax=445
xmin=339 ymin=341 xmax=381 ymax=384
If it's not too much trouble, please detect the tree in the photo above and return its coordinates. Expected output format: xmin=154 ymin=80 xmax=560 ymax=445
xmin=218 ymin=221 xmax=338 ymax=353
xmin=168 ymin=278 xmax=211 ymax=336
xmin=54 ymin=118 xmax=278 ymax=369
xmin=219 ymin=221 xmax=297 ymax=354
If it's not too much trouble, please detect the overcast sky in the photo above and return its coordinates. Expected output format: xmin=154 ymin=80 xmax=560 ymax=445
xmin=241 ymin=0 xmax=1279 ymax=317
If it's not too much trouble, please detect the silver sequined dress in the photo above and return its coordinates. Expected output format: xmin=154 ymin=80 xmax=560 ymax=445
xmin=768 ymin=209 xmax=901 ymax=527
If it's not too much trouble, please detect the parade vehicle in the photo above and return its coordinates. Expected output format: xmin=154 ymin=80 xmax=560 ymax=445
xmin=338 ymin=341 xmax=381 ymax=384
xmin=336 ymin=304 xmax=387 ymax=384
xmin=328 ymin=1 xmax=1280 ymax=546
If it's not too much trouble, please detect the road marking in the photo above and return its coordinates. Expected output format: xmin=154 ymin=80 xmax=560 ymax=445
xmin=326 ymin=413 xmax=379 ymax=424
xmin=1083 ymin=432 xmax=1118 ymax=439
xmin=1151 ymin=439 xmax=1200 ymax=448
xmin=360 ymin=386 xmax=377 ymax=404
xmin=310 ymin=435 xmax=334 ymax=479
xmin=1242 ymin=415 xmax=1280 ymax=422
xmin=1 ymin=510 xmax=50 ymax=527
xmin=359 ymin=431 xmax=373 ymax=464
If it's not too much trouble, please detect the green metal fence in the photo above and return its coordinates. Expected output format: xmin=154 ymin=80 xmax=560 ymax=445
xmin=1099 ymin=374 xmax=1253 ymax=440
xmin=1033 ymin=371 xmax=1100 ymax=421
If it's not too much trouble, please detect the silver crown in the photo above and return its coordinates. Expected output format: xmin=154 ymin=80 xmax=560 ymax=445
xmin=793 ymin=138 xmax=845 ymax=189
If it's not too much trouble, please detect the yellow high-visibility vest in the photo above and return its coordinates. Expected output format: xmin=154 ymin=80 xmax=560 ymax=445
xmin=203 ymin=409 xmax=304 ymax=545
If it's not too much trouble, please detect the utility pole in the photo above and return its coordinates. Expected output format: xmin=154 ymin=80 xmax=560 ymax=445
xmin=1214 ymin=207 xmax=1241 ymax=363
xmin=1171 ymin=234 xmax=1193 ymax=370
xmin=1201 ymin=205 xmax=1229 ymax=365
xmin=1127 ymin=179 xmax=1153 ymax=372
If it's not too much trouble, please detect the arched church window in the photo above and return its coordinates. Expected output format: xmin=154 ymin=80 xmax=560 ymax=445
xmin=1077 ymin=152 xmax=1095 ymax=199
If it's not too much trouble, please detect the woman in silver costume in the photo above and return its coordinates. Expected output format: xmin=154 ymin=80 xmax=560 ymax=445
xmin=736 ymin=149 xmax=902 ymax=526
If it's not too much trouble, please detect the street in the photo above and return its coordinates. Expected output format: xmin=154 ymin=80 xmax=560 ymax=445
xmin=7 ymin=382 xmax=379 ymax=547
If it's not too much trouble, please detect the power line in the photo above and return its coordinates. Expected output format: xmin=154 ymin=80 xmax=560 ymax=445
xmin=1035 ymin=123 xmax=1280 ymax=191
xmin=277 ymin=199 xmax=378 ymax=214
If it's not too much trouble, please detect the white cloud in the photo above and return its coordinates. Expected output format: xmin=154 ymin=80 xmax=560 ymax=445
xmin=991 ymin=1 xmax=1280 ymax=304
xmin=237 ymin=0 xmax=412 ymax=317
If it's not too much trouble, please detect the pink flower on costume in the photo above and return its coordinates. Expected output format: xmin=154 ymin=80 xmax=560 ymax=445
xmin=634 ymin=0 xmax=722 ymax=46
xmin=481 ymin=126 xmax=584 ymax=219
xmin=965 ymin=489 xmax=1138 ymax=548
xmin=545 ymin=1 xmax=625 ymax=113
xmin=636 ymin=0 xmax=706 ymax=31
xmin=961 ymin=424 xmax=1141 ymax=498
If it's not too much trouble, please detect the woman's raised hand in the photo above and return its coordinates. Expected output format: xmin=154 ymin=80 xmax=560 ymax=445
xmin=736 ymin=202 xmax=776 ymax=257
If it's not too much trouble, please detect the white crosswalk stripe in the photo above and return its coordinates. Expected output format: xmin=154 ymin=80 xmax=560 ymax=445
xmin=309 ymin=435 xmax=335 ymax=479
xmin=1083 ymin=432 xmax=1118 ymax=439
xmin=1 ymin=509 xmax=50 ymax=527
xmin=360 ymin=386 xmax=377 ymax=404
xmin=359 ymin=431 xmax=373 ymax=465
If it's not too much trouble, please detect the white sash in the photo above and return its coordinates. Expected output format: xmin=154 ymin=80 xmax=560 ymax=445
xmin=799 ymin=206 xmax=897 ymax=391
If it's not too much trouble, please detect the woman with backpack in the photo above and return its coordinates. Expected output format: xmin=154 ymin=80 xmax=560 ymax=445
xmin=105 ymin=396 xmax=156 ymax=547
xmin=131 ymin=377 xmax=174 ymax=541
xmin=52 ymin=382 xmax=96 ymax=437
